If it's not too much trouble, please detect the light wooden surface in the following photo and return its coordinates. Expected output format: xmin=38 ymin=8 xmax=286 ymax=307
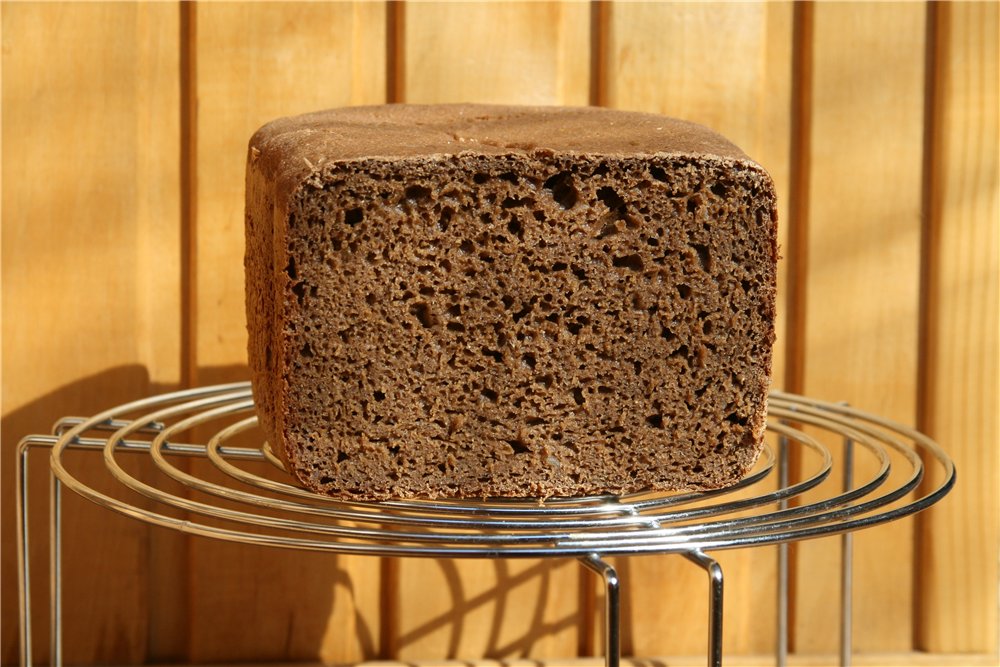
xmin=915 ymin=0 xmax=999 ymax=653
xmin=1 ymin=1 xmax=997 ymax=666
xmin=1 ymin=2 xmax=182 ymax=664
xmin=797 ymin=2 xmax=926 ymax=653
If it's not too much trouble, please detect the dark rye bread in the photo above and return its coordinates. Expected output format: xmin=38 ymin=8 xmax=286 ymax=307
xmin=246 ymin=104 xmax=777 ymax=500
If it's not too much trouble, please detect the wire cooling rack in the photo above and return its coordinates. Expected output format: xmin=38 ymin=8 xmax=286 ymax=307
xmin=16 ymin=383 xmax=955 ymax=667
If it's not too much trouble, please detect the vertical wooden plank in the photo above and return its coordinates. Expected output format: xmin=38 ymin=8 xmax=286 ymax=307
xmin=917 ymin=1 xmax=999 ymax=655
xmin=186 ymin=2 xmax=387 ymax=663
xmin=0 ymin=2 xmax=181 ymax=664
xmin=798 ymin=2 xmax=926 ymax=654
xmin=393 ymin=2 xmax=590 ymax=660
xmin=604 ymin=1 xmax=793 ymax=656
xmin=404 ymin=1 xmax=590 ymax=106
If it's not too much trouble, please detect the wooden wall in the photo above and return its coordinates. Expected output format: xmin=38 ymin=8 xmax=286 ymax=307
xmin=2 ymin=2 xmax=997 ymax=665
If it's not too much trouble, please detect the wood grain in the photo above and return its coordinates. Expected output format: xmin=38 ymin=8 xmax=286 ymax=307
xmin=403 ymin=1 xmax=590 ymax=106
xmin=916 ymin=0 xmax=999 ymax=656
xmin=603 ymin=1 xmax=793 ymax=656
xmin=797 ymin=2 xmax=927 ymax=654
xmin=0 ymin=2 xmax=181 ymax=664
xmin=185 ymin=2 xmax=386 ymax=663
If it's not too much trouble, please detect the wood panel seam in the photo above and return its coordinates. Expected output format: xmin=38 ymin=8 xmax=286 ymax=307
xmin=913 ymin=1 xmax=946 ymax=649
xmin=784 ymin=0 xmax=815 ymax=652
xmin=180 ymin=0 xmax=198 ymax=389
xmin=589 ymin=1 xmax=608 ymax=107
xmin=387 ymin=0 xmax=405 ymax=104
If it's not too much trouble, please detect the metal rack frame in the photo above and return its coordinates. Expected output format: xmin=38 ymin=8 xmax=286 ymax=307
xmin=16 ymin=383 xmax=955 ymax=667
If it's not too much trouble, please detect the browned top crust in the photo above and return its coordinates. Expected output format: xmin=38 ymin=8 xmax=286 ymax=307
xmin=249 ymin=104 xmax=758 ymax=202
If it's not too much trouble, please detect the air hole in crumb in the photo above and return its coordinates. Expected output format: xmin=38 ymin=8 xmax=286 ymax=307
xmin=291 ymin=282 xmax=307 ymax=304
xmin=687 ymin=197 xmax=699 ymax=214
xmin=319 ymin=476 xmax=334 ymax=485
xmin=671 ymin=344 xmax=690 ymax=359
xmin=650 ymin=165 xmax=668 ymax=182
xmin=473 ymin=172 xmax=488 ymax=184
xmin=597 ymin=186 xmax=628 ymax=218
xmin=741 ymin=279 xmax=752 ymax=293
xmin=593 ymin=163 xmax=610 ymax=176
xmin=344 ymin=208 xmax=364 ymax=226
xmin=522 ymin=353 xmax=536 ymax=369
xmin=507 ymin=218 xmax=523 ymax=238
xmin=726 ymin=413 xmax=749 ymax=426
xmin=459 ymin=239 xmax=475 ymax=254
xmin=501 ymin=294 xmax=515 ymax=309
xmin=537 ymin=374 xmax=554 ymax=388
xmin=300 ymin=342 xmax=314 ymax=357
xmin=572 ymin=388 xmax=585 ymax=405
xmin=336 ymin=451 xmax=349 ymax=463
xmin=447 ymin=322 xmax=465 ymax=332
xmin=597 ymin=385 xmax=612 ymax=394
xmin=543 ymin=172 xmax=578 ymax=209
xmin=373 ymin=390 xmax=386 ymax=401
xmin=438 ymin=208 xmax=453 ymax=232
xmin=692 ymin=243 xmax=711 ymax=271
xmin=566 ymin=322 xmax=583 ymax=335
xmin=405 ymin=185 xmax=431 ymax=201
xmin=481 ymin=347 xmax=503 ymax=363
xmin=285 ymin=256 xmax=298 ymax=280
xmin=646 ymin=414 xmax=664 ymax=428
xmin=481 ymin=387 xmax=499 ymax=402
xmin=388 ymin=444 xmax=400 ymax=456
xmin=710 ymin=182 xmax=728 ymax=198
xmin=409 ymin=302 xmax=437 ymax=328
xmin=633 ymin=360 xmax=642 ymax=376
xmin=507 ymin=439 xmax=531 ymax=455
xmin=612 ymin=254 xmax=644 ymax=271
xmin=552 ymin=261 xmax=568 ymax=272
xmin=677 ymin=284 xmax=692 ymax=299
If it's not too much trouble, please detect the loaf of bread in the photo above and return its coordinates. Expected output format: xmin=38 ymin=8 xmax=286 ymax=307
xmin=246 ymin=104 xmax=777 ymax=500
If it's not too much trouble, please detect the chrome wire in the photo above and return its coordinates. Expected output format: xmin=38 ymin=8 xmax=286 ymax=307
xmin=39 ymin=383 xmax=954 ymax=558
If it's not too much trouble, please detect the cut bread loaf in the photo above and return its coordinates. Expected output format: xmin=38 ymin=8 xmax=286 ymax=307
xmin=245 ymin=104 xmax=777 ymax=500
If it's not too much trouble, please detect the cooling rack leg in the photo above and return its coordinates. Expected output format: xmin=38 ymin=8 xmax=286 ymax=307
xmin=683 ymin=550 xmax=723 ymax=667
xmin=777 ymin=429 xmax=790 ymax=667
xmin=16 ymin=439 xmax=34 ymax=667
xmin=840 ymin=435 xmax=854 ymax=667
xmin=50 ymin=471 xmax=63 ymax=667
xmin=578 ymin=553 xmax=620 ymax=667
